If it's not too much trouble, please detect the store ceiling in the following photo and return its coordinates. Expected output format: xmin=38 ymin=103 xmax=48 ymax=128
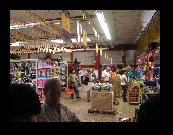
xmin=10 ymin=10 xmax=157 ymax=51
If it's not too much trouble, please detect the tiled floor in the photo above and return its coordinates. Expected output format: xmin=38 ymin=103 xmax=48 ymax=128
xmin=60 ymin=85 xmax=139 ymax=122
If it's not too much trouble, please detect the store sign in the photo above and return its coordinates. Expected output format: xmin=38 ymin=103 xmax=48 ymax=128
xmin=62 ymin=10 xmax=70 ymax=33
xmin=62 ymin=28 xmax=71 ymax=40
xmin=83 ymin=29 xmax=87 ymax=46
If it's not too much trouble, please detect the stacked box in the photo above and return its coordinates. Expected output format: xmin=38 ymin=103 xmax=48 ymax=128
xmin=91 ymin=91 xmax=113 ymax=111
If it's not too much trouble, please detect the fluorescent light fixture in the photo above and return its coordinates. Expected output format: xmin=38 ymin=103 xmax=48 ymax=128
xmin=95 ymin=11 xmax=111 ymax=40
xmin=51 ymin=38 xmax=91 ymax=43
xmin=10 ymin=24 xmax=34 ymax=30
xmin=51 ymin=39 xmax=64 ymax=43
xmin=54 ymin=22 xmax=61 ymax=24
xmin=10 ymin=42 xmax=26 ymax=46
xmin=72 ymin=48 xmax=109 ymax=51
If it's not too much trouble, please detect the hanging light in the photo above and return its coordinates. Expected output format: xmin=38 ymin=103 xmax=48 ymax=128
xmin=96 ymin=43 xmax=98 ymax=54
xmin=100 ymin=49 xmax=102 ymax=56
xmin=95 ymin=11 xmax=111 ymax=40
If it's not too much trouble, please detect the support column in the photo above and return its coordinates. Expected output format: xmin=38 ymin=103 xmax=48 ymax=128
xmin=46 ymin=52 xmax=51 ymax=58
xmin=70 ymin=52 xmax=73 ymax=62
xmin=122 ymin=50 xmax=126 ymax=67
xmin=28 ymin=53 xmax=30 ymax=59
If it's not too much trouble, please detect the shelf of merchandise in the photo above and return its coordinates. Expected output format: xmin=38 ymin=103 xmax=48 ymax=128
xmin=128 ymin=80 xmax=143 ymax=105
xmin=10 ymin=59 xmax=38 ymax=91
xmin=37 ymin=61 xmax=69 ymax=102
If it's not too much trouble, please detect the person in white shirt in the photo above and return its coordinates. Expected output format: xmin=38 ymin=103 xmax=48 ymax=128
xmin=78 ymin=67 xmax=85 ymax=84
xmin=101 ymin=66 xmax=111 ymax=82
xmin=120 ymin=70 xmax=129 ymax=102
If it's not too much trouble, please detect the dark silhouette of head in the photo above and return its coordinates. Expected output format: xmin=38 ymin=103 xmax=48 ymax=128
xmin=10 ymin=84 xmax=41 ymax=122
xmin=137 ymin=95 xmax=160 ymax=122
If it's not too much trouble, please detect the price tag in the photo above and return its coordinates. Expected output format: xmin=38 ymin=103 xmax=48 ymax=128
xmin=98 ymin=93 xmax=105 ymax=99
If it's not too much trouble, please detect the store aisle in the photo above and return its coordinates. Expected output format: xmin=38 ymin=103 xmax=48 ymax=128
xmin=60 ymin=85 xmax=138 ymax=122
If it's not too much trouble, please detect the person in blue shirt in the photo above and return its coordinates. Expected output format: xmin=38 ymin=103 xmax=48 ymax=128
xmin=135 ymin=65 xmax=143 ymax=80
xmin=91 ymin=69 xmax=97 ymax=83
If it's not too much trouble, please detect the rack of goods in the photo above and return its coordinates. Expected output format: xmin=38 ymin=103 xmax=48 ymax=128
xmin=128 ymin=80 xmax=144 ymax=105
xmin=37 ymin=60 xmax=68 ymax=102
xmin=10 ymin=59 xmax=38 ymax=91
xmin=88 ymin=82 xmax=117 ymax=115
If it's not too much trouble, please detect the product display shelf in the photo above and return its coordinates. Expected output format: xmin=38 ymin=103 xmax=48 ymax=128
xmin=10 ymin=59 xmax=38 ymax=91
xmin=57 ymin=62 xmax=69 ymax=89
xmin=37 ymin=61 xmax=69 ymax=102
xmin=128 ymin=80 xmax=143 ymax=105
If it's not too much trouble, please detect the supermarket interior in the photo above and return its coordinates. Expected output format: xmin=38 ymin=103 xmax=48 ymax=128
xmin=10 ymin=10 xmax=160 ymax=122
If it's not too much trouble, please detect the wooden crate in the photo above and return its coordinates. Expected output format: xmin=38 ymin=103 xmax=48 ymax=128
xmin=90 ymin=91 xmax=114 ymax=111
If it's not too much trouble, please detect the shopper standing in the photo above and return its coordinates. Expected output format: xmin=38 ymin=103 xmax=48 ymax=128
xmin=91 ymin=69 xmax=97 ymax=83
xmin=126 ymin=69 xmax=134 ymax=87
xmin=135 ymin=65 xmax=143 ymax=80
xmin=84 ymin=69 xmax=94 ymax=102
xmin=101 ymin=66 xmax=111 ymax=82
xmin=37 ymin=78 xmax=81 ymax=122
xmin=78 ymin=67 xmax=85 ymax=84
xmin=68 ymin=69 xmax=81 ymax=99
xmin=120 ymin=70 xmax=129 ymax=102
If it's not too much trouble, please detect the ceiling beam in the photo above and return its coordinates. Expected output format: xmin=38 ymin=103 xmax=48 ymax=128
xmin=45 ymin=15 xmax=97 ymax=22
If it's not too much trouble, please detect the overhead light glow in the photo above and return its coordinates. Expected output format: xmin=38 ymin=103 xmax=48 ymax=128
xmin=10 ymin=42 xmax=26 ymax=46
xmin=95 ymin=11 xmax=111 ymax=40
xmin=51 ymin=38 xmax=91 ymax=43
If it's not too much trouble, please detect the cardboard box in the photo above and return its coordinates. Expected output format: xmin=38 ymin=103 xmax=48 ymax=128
xmin=91 ymin=91 xmax=113 ymax=111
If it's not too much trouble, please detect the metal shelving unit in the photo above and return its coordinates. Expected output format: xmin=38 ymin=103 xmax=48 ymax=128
xmin=129 ymin=80 xmax=143 ymax=105
xmin=10 ymin=59 xmax=38 ymax=91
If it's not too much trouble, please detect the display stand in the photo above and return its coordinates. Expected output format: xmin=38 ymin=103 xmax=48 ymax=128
xmin=57 ymin=62 xmax=69 ymax=89
xmin=37 ymin=60 xmax=69 ymax=102
xmin=10 ymin=59 xmax=38 ymax=91
xmin=88 ymin=84 xmax=118 ymax=115
xmin=88 ymin=90 xmax=116 ymax=114
xmin=128 ymin=80 xmax=143 ymax=105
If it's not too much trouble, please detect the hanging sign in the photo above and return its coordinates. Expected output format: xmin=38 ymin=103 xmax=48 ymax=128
xmin=62 ymin=28 xmax=71 ymax=40
xmin=62 ymin=10 xmax=70 ymax=33
xmin=83 ymin=29 xmax=87 ymax=46
xmin=62 ymin=10 xmax=70 ymax=40
xmin=100 ymin=49 xmax=102 ymax=56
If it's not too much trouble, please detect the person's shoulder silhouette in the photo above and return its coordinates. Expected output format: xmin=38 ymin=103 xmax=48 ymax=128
xmin=137 ymin=95 xmax=160 ymax=122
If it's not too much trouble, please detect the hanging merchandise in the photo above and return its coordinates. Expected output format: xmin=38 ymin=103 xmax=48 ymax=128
xmin=10 ymin=59 xmax=38 ymax=91
xmin=58 ymin=55 xmax=63 ymax=62
xmin=58 ymin=62 xmax=68 ymax=88
xmin=37 ymin=60 xmax=69 ymax=91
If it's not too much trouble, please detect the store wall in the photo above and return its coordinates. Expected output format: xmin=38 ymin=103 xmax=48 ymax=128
xmin=30 ymin=53 xmax=47 ymax=59
xmin=125 ymin=50 xmax=135 ymax=65
xmin=51 ymin=52 xmax=71 ymax=62
xmin=18 ymin=50 xmax=135 ymax=67
xmin=19 ymin=54 xmax=28 ymax=59
xmin=73 ymin=51 xmax=95 ymax=65
xmin=101 ymin=51 xmax=123 ymax=64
